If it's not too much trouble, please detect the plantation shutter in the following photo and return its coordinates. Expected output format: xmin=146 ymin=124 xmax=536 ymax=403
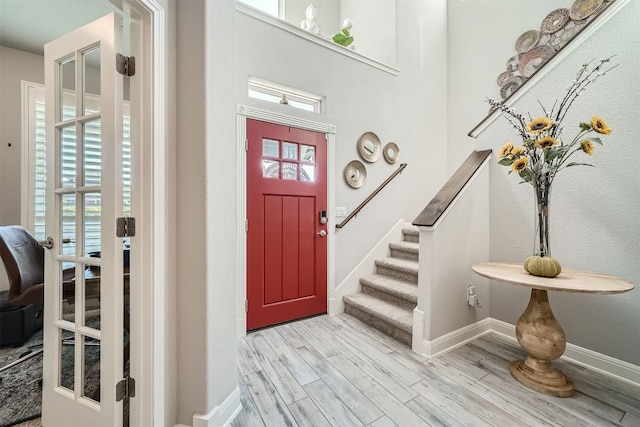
xmin=30 ymin=86 xmax=130 ymax=254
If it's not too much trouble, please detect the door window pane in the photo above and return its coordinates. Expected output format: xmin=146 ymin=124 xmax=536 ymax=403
xmin=60 ymin=126 xmax=77 ymax=188
xmin=301 ymin=145 xmax=315 ymax=162
xmin=61 ymin=194 xmax=76 ymax=257
xmin=283 ymin=142 xmax=297 ymax=160
xmin=301 ymin=164 xmax=315 ymax=182
xmin=262 ymin=159 xmax=279 ymax=178
xmin=60 ymin=330 xmax=75 ymax=391
xmin=282 ymin=162 xmax=298 ymax=180
xmin=59 ymin=58 xmax=76 ymax=121
xmin=83 ymin=119 xmax=102 ymax=186
xmin=262 ymin=139 xmax=279 ymax=158
xmin=83 ymin=336 xmax=101 ymax=403
xmin=84 ymin=192 xmax=101 ymax=256
xmin=83 ymin=47 xmax=101 ymax=115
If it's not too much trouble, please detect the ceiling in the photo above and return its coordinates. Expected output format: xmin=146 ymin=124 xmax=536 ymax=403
xmin=0 ymin=0 xmax=117 ymax=56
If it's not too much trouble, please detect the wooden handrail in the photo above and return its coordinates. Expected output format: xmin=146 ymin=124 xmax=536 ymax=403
xmin=336 ymin=163 xmax=407 ymax=229
xmin=413 ymin=150 xmax=491 ymax=227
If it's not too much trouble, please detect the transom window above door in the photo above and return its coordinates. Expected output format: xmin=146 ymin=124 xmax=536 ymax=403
xmin=261 ymin=138 xmax=316 ymax=182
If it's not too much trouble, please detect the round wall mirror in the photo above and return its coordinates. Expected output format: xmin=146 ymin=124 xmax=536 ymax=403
xmin=383 ymin=142 xmax=400 ymax=164
xmin=344 ymin=160 xmax=367 ymax=188
xmin=357 ymin=132 xmax=382 ymax=162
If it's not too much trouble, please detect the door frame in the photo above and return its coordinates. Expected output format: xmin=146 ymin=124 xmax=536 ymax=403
xmin=236 ymin=105 xmax=336 ymax=337
xmin=118 ymin=0 xmax=169 ymax=425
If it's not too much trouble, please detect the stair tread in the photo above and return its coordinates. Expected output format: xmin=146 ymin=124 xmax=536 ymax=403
xmin=389 ymin=241 xmax=419 ymax=252
xmin=375 ymin=257 xmax=419 ymax=273
xmin=402 ymin=226 xmax=419 ymax=235
xmin=343 ymin=293 xmax=413 ymax=333
xmin=360 ymin=274 xmax=417 ymax=303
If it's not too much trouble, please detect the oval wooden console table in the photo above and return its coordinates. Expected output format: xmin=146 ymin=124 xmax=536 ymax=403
xmin=472 ymin=262 xmax=635 ymax=397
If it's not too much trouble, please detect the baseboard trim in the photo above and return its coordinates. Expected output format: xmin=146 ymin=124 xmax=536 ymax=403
xmin=419 ymin=318 xmax=640 ymax=387
xmin=417 ymin=318 xmax=495 ymax=358
xmin=191 ymin=386 xmax=242 ymax=427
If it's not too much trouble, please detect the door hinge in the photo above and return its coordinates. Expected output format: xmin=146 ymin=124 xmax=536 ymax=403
xmin=116 ymin=53 xmax=136 ymax=76
xmin=245 ymin=219 xmax=248 ymax=232
xmin=116 ymin=217 xmax=136 ymax=237
xmin=245 ymin=299 xmax=248 ymax=312
xmin=116 ymin=376 xmax=136 ymax=401
xmin=245 ymin=139 xmax=248 ymax=152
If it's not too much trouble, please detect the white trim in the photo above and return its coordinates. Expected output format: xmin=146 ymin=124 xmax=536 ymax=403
xmin=468 ymin=0 xmax=632 ymax=138
xmin=416 ymin=318 xmax=640 ymax=387
xmin=236 ymin=105 xmax=336 ymax=338
xmin=237 ymin=105 xmax=336 ymax=134
xmin=235 ymin=2 xmax=399 ymax=76
xmin=191 ymin=387 xmax=242 ymax=427
xmin=415 ymin=318 xmax=495 ymax=358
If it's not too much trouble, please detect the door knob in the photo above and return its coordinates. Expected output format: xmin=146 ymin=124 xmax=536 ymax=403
xmin=37 ymin=237 xmax=71 ymax=249
xmin=37 ymin=236 xmax=54 ymax=249
xmin=317 ymin=230 xmax=327 ymax=237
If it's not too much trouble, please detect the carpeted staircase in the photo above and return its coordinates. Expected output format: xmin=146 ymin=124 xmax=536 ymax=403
xmin=342 ymin=226 xmax=419 ymax=346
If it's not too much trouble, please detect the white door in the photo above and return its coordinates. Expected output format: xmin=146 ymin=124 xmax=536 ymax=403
xmin=42 ymin=12 xmax=127 ymax=426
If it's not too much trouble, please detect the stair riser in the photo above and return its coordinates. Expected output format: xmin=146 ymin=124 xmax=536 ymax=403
xmin=376 ymin=265 xmax=418 ymax=284
xmin=390 ymin=248 xmax=419 ymax=262
xmin=361 ymin=284 xmax=416 ymax=311
xmin=344 ymin=304 xmax=412 ymax=346
xmin=402 ymin=231 xmax=419 ymax=244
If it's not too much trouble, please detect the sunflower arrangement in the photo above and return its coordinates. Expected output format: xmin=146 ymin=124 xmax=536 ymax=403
xmin=489 ymin=57 xmax=617 ymax=277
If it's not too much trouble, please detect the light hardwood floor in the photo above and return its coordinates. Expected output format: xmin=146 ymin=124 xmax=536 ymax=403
xmin=233 ymin=313 xmax=640 ymax=427
xmin=15 ymin=313 xmax=640 ymax=426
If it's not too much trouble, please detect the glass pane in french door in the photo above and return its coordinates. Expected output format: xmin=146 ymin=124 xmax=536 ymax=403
xmin=54 ymin=53 xmax=104 ymax=400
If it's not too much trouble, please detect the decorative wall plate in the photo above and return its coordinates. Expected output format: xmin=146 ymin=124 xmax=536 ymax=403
xmin=536 ymin=33 xmax=552 ymax=47
xmin=497 ymin=71 xmax=513 ymax=86
xmin=383 ymin=142 xmax=400 ymax=164
xmin=549 ymin=19 xmax=586 ymax=50
xmin=506 ymin=53 xmax=523 ymax=72
xmin=518 ymin=45 xmax=555 ymax=78
xmin=500 ymin=76 xmax=525 ymax=100
xmin=515 ymin=30 xmax=540 ymax=53
xmin=540 ymin=8 xmax=570 ymax=34
xmin=344 ymin=160 xmax=367 ymax=188
xmin=357 ymin=131 xmax=382 ymax=162
xmin=569 ymin=0 xmax=604 ymax=20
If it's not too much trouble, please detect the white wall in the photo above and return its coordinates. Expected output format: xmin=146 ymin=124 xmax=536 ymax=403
xmin=416 ymin=159 xmax=491 ymax=350
xmin=0 ymin=46 xmax=44 ymax=291
xmin=282 ymin=0 xmax=396 ymax=66
xmin=175 ymin=0 xmax=240 ymax=425
xmin=464 ymin=1 xmax=640 ymax=365
xmin=447 ymin=0 xmax=563 ymax=175
xmin=236 ymin=0 xmax=448 ymax=290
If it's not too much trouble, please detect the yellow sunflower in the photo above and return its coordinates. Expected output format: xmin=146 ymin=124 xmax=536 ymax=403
xmin=591 ymin=116 xmax=612 ymax=135
xmin=510 ymin=146 xmax=525 ymax=157
xmin=511 ymin=157 xmax=529 ymax=173
xmin=580 ymin=140 xmax=594 ymax=155
xmin=526 ymin=117 xmax=554 ymax=133
xmin=535 ymin=136 xmax=558 ymax=150
xmin=498 ymin=142 xmax=513 ymax=158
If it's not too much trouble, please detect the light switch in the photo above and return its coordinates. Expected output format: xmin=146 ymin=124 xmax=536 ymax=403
xmin=335 ymin=206 xmax=347 ymax=217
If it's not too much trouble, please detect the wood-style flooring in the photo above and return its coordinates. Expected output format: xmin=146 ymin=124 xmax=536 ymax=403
xmin=233 ymin=313 xmax=640 ymax=427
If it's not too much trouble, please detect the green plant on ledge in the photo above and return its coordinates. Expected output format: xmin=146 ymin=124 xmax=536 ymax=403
xmin=333 ymin=18 xmax=354 ymax=47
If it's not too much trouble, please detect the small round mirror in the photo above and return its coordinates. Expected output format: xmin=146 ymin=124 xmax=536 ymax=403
xmin=383 ymin=142 xmax=399 ymax=164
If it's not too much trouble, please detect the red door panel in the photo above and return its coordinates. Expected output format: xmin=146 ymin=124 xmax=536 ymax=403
xmin=246 ymin=119 xmax=327 ymax=330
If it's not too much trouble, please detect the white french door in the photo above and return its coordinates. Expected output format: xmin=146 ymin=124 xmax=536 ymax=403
xmin=43 ymin=12 xmax=127 ymax=426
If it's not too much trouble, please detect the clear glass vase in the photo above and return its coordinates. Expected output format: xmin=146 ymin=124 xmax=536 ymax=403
xmin=534 ymin=182 xmax=551 ymax=258
xmin=523 ymin=180 xmax=562 ymax=277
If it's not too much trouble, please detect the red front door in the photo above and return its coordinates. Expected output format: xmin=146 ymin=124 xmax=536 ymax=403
xmin=246 ymin=119 xmax=328 ymax=330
